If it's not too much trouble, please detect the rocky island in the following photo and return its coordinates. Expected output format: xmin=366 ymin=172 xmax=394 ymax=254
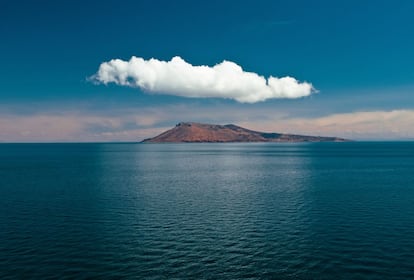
xmin=142 ymin=122 xmax=349 ymax=143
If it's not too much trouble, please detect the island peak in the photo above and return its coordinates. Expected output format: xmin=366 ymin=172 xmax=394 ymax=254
xmin=142 ymin=122 xmax=349 ymax=143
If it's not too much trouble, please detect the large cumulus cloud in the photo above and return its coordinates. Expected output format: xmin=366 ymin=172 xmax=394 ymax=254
xmin=91 ymin=56 xmax=315 ymax=103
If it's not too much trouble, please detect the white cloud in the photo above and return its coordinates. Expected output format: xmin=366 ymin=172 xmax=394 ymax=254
xmin=0 ymin=114 xmax=168 ymax=142
xmin=92 ymin=56 xmax=314 ymax=103
xmin=239 ymin=110 xmax=414 ymax=140
xmin=2 ymin=109 xmax=414 ymax=142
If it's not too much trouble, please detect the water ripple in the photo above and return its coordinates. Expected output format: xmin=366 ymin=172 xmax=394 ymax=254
xmin=1 ymin=143 xmax=414 ymax=279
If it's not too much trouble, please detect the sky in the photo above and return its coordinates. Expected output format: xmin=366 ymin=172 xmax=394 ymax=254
xmin=1 ymin=0 xmax=414 ymax=141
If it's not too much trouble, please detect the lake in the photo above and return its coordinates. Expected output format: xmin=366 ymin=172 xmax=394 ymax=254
xmin=1 ymin=142 xmax=414 ymax=279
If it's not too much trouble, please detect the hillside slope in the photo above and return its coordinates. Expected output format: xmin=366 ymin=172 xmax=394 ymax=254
xmin=142 ymin=122 xmax=348 ymax=143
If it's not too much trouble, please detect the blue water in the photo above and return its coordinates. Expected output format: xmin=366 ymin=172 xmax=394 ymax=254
xmin=1 ymin=142 xmax=414 ymax=279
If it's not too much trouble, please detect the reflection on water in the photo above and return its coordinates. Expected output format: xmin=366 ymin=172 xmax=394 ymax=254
xmin=1 ymin=143 xmax=414 ymax=279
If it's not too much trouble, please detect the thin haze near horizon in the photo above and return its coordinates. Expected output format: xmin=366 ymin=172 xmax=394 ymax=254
xmin=1 ymin=0 xmax=414 ymax=141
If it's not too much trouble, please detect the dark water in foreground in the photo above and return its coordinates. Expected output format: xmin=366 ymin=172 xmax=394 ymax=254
xmin=1 ymin=142 xmax=414 ymax=279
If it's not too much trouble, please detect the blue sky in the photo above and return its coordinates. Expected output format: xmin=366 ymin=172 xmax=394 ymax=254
xmin=1 ymin=0 xmax=414 ymax=141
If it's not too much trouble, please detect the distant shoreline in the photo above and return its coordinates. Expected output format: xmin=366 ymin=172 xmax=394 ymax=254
xmin=142 ymin=122 xmax=350 ymax=143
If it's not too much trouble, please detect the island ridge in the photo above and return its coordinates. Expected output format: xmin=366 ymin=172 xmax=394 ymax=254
xmin=142 ymin=122 xmax=349 ymax=143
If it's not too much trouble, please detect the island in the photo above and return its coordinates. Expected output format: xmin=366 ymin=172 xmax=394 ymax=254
xmin=141 ymin=122 xmax=349 ymax=143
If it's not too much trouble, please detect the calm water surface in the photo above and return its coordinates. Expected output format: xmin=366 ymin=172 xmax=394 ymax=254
xmin=1 ymin=142 xmax=414 ymax=279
